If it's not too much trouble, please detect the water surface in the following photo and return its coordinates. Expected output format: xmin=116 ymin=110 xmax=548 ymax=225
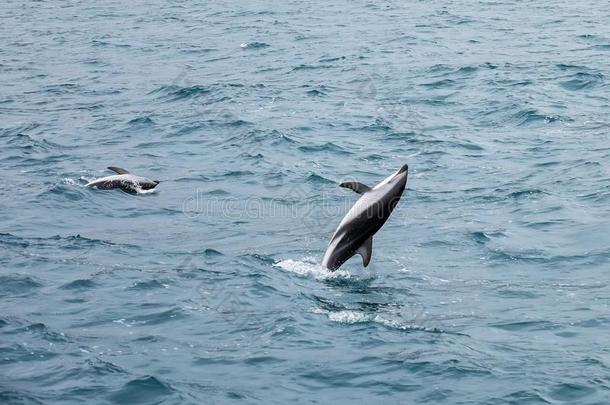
xmin=2 ymin=1 xmax=610 ymax=403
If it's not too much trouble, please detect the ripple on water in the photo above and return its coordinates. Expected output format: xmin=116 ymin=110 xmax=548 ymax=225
xmin=150 ymin=84 xmax=212 ymax=102
xmin=548 ymin=383 xmax=596 ymax=402
xmin=0 ymin=275 xmax=43 ymax=297
xmin=240 ymin=41 xmax=269 ymax=50
xmin=298 ymin=142 xmax=352 ymax=155
xmin=3 ymin=1 xmax=610 ymax=403
xmin=560 ymin=72 xmax=604 ymax=91
xmin=107 ymin=376 xmax=174 ymax=404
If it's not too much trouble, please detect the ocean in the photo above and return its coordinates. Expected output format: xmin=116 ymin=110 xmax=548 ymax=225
xmin=2 ymin=1 xmax=610 ymax=403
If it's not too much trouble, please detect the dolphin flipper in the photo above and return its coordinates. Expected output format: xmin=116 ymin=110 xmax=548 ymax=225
xmin=339 ymin=181 xmax=371 ymax=194
xmin=108 ymin=166 xmax=130 ymax=175
xmin=357 ymin=237 xmax=373 ymax=267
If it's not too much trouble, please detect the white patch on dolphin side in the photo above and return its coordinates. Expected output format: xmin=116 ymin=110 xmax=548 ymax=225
xmin=134 ymin=186 xmax=158 ymax=194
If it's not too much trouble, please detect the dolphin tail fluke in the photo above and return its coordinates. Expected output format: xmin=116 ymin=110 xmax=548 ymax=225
xmin=339 ymin=181 xmax=371 ymax=194
xmin=108 ymin=166 xmax=130 ymax=175
xmin=357 ymin=237 xmax=373 ymax=267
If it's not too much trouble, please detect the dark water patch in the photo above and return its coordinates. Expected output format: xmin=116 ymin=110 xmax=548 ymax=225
xmin=469 ymin=230 xmax=505 ymax=244
xmin=507 ymin=189 xmax=548 ymax=200
xmin=306 ymin=88 xmax=326 ymax=97
xmin=243 ymin=355 xmax=285 ymax=365
xmin=363 ymin=153 xmax=384 ymax=160
xmin=205 ymin=188 xmax=231 ymax=195
xmin=305 ymin=294 xmax=345 ymax=313
xmin=574 ymin=317 xmax=610 ymax=328
xmin=533 ymin=160 xmax=561 ymax=167
xmin=359 ymin=118 xmax=393 ymax=132
xmin=491 ymin=390 xmax=551 ymax=404
xmin=127 ymin=307 xmax=186 ymax=326
xmin=221 ymin=170 xmax=253 ymax=177
xmin=560 ymin=72 xmax=604 ymax=91
xmin=237 ymin=253 xmax=276 ymax=269
xmin=404 ymin=359 xmax=492 ymax=377
xmin=421 ymin=79 xmax=457 ymax=88
xmin=39 ymin=182 xmax=87 ymax=201
xmin=290 ymin=64 xmax=333 ymax=72
xmin=11 ymin=322 xmax=71 ymax=343
xmin=418 ymin=239 xmax=457 ymax=248
xmin=0 ymin=275 xmax=42 ymax=297
xmin=512 ymin=109 xmax=572 ymax=126
xmin=322 ymin=272 xmax=377 ymax=289
xmin=490 ymin=320 xmax=556 ymax=331
xmin=487 ymin=248 xmax=550 ymax=264
xmin=428 ymin=64 xmax=452 ymax=73
xmin=384 ymin=131 xmax=418 ymax=139
xmin=37 ymin=83 xmax=82 ymax=95
xmin=231 ymin=128 xmax=295 ymax=146
xmin=525 ymin=220 xmax=568 ymax=229
xmin=0 ymin=233 xmax=133 ymax=254
xmin=261 ymin=172 xmax=285 ymax=189
xmin=150 ymin=84 xmax=212 ymax=101
xmin=298 ymin=142 xmax=351 ymax=155
xmin=555 ymin=331 xmax=579 ymax=338
xmin=457 ymin=65 xmax=479 ymax=74
xmin=126 ymin=116 xmax=155 ymax=126
xmin=0 ymin=233 xmax=30 ymax=249
xmin=91 ymin=39 xmax=132 ymax=48
xmin=240 ymin=152 xmax=264 ymax=160
xmin=494 ymin=286 xmax=542 ymax=299
xmin=578 ymin=188 xmax=610 ymax=202
xmin=179 ymin=47 xmax=217 ymax=54
xmin=5 ymin=133 xmax=60 ymax=153
xmin=318 ymin=55 xmax=346 ymax=63
xmin=0 ymin=387 xmax=45 ymax=405
xmin=0 ymin=343 xmax=59 ymax=363
xmin=193 ymin=356 xmax=239 ymax=366
xmin=60 ymin=279 xmax=96 ymax=290
xmin=548 ymin=383 xmax=596 ymax=402
xmin=201 ymin=248 xmax=224 ymax=257
xmin=306 ymin=173 xmax=334 ymax=184
xmin=107 ymin=376 xmax=174 ymax=404
xmin=240 ymin=41 xmax=269 ymax=50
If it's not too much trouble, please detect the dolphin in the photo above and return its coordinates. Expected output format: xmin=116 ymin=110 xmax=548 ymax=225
xmin=86 ymin=167 xmax=160 ymax=194
xmin=321 ymin=164 xmax=408 ymax=270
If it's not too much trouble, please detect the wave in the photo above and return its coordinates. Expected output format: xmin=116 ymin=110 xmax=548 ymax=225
xmin=310 ymin=306 xmax=455 ymax=335
xmin=240 ymin=41 xmax=269 ymax=50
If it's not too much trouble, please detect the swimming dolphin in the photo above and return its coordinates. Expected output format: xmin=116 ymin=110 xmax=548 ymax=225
xmin=321 ymin=164 xmax=408 ymax=270
xmin=86 ymin=167 xmax=160 ymax=194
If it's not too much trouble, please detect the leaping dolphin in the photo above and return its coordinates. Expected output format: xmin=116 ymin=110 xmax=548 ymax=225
xmin=322 ymin=164 xmax=408 ymax=270
xmin=86 ymin=167 xmax=160 ymax=194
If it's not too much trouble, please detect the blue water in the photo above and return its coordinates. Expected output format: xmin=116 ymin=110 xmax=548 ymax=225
xmin=2 ymin=1 xmax=610 ymax=403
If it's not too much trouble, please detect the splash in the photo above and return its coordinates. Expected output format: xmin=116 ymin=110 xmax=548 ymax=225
xmin=312 ymin=306 xmax=447 ymax=334
xmin=273 ymin=257 xmax=352 ymax=280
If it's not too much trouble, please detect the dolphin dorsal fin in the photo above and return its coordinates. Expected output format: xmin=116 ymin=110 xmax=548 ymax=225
xmin=357 ymin=237 xmax=373 ymax=267
xmin=339 ymin=181 xmax=371 ymax=194
xmin=108 ymin=166 xmax=130 ymax=175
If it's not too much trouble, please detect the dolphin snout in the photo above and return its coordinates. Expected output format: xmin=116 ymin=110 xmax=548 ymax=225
xmin=397 ymin=164 xmax=408 ymax=174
